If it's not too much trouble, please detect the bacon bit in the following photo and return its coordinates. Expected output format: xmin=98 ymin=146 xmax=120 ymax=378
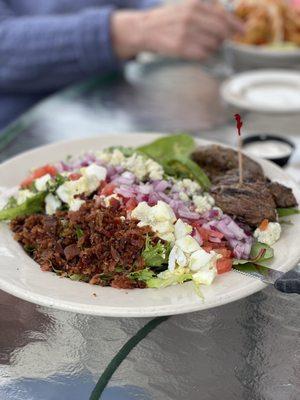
xmin=259 ymin=219 xmax=269 ymax=231
xmin=69 ymin=173 xmax=82 ymax=181
xmin=10 ymin=200 xmax=154 ymax=289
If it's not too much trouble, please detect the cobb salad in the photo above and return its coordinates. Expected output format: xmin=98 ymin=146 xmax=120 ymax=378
xmin=0 ymin=134 xmax=298 ymax=292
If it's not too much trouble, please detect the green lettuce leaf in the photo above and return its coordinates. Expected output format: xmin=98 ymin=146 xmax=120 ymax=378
xmin=233 ymin=242 xmax=274 ymax=266
xmin=0 ymin=192 xmax=46 ymax=221
xmin=142 ymin=237 xmax=171 ymax=267
xmin=165 ymin=156 xmax=211 ymax=191
xmin=146 ymin=272 xmax=193 ymax=288
xmin=129 ymin=269 xmax=156 ymax=282
xmin=277 ymin=207 xmax=300 ymax=217
xmin=138 ymin=134 xmax=195 ymax=161
xmin=138 ymin=134 xmax=211 ymax=190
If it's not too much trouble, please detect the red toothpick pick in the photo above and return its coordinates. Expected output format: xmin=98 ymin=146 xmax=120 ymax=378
xmin=234 ymin=113 xmax=243 ymax=186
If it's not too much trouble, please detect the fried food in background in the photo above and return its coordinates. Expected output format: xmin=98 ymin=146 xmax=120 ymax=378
xmin=234 ymin=0 xmax=300 ymax=46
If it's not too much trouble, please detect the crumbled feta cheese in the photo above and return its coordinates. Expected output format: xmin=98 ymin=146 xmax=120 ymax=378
xmin=145 ymin=158 xmax=164 ymax=180
xmin=179 ymin=192 xmax=189 ymax=202
xmin=97 ymin=149 xmax=164 ymax=181
xmin=17 ymin=190 xmax=35 ymax=205
xmin=45 ymin=193 xmax=61 ymax=215
xmin=35 ymin=174 xmax=52 ymax=192
xmin=254 ymin=222 xmax=281 ymax=246
xmin=97 ymin=149 xmax=125 ymax=166
xmin=82 ymin=164 xmax=107 ymax=181
xmin=174 ymin=178 xmax=201 ymax=196
xmin=193 ymin=193 xmax=215 ymax=214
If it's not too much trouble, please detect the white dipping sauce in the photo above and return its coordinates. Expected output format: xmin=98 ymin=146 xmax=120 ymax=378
xmin=243 ymin=140 xmax=292 ymax=159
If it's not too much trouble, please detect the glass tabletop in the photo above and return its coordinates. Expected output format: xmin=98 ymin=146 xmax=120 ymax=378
xmin=0 ymin=58 xmax=299 ymax=400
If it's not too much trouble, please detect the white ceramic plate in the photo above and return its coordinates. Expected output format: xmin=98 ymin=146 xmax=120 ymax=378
xmin=224 ymin=41 xmax=300 ymax=70
xmin=221 ymin=70 xmax=300 ymax=113
xmin=0 ymin=134 xmax=300 ymax=317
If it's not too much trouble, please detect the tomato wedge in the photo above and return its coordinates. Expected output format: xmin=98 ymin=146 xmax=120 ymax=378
xmin=21 ymin=164 xmax=57 ymax=188
xmin=216 ymin=258 xmax=233 ymax=274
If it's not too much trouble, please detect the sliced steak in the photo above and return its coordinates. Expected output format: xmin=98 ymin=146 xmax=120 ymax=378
xmin=211 ymin=181 xmax=277 ymax=227
xmin=191 ymin=145 xmax=264 ymax=182
xmin=267 ymin=182 xmax=298 ymax=208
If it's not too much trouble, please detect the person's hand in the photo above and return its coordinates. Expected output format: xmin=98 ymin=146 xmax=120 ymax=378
xmin=111 ymin=0 xmax=244 ymax=61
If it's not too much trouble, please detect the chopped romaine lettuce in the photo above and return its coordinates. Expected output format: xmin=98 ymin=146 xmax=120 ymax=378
xmin=0 ymin=192 xmax=46 ymax=221
xmin=142 ymin=236 xmax=171 ymax=267
xmin=277 ymin=207 xmax=300 ymax=217
xmin=146 ymin=270 xmax=193 ymax=288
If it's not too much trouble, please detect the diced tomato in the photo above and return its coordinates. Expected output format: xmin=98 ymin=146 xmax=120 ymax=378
xmin=216 ymin=258 xmax=233 ymax=274
xmin=197 ymin=227 xmax=224 ymax=242
xmin=214 ymin=248 xmax=232 ymax=258
xmin=202 ymin=242 xmax=214 ymax=252
xmin=101 ymin=183 xmax=116 ymax=196
xmin=20 ymin=164 xmax=57 ymax=188
xmin=259 ymin=219 xmax=269 ymax=231
xmin=69 ymin=173 xmax=82 ymax=181
xmin=197 ymin=227 xmax=210 ymax=241
xmin=125 ymin=197 xmax=138 ymax=212
xmin=208 ymin=229 xmax=224 ymax=239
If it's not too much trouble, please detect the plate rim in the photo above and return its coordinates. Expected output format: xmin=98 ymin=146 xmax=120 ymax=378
xmin=0 ymin=133 xmax=299 ymax=317
xmin=221 ymin=69 xmax=300 ymax=113
xmin=225 ymin=40 xmax=300 ymax=57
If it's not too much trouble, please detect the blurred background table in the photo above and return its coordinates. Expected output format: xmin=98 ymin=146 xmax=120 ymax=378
xmin=0 ymin=58 xmax=300 ymax=400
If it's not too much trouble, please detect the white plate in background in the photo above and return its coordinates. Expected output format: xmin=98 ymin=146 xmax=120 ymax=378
xmin=0 ymin=134 xmax=299 ymax=317
xmin=221 ymin=70 xmax=300 ymax=113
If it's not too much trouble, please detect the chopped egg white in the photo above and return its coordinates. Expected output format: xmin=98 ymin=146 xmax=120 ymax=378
xmin=45 ymin=193 xmax=61 ymax=215
xmin=174 ymin=219 xmax=192 ymax=239
xmin=175 ymin=236 xmax=200 ymax=254
xmin=131 ymin=200 xmax=176 ymax=242
xmin=254 ymin=222 xmax=281 ymax=246
xmin=189 ymin=249 xmax=217 ymax=272
xmin=192 ymin=263 xmax=217 ymax=286
xmin=35 ymin=174 xmax=52 ymax=192
xmin=56 ymin=163 xmax=107 ymax=210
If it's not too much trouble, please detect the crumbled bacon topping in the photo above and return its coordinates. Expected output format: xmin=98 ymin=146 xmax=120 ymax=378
xmin=10 ymin=200 xmax=152 ymax=288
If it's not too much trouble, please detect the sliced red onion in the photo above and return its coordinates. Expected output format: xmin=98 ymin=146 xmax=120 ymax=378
xmin=153 ymin=180 xmax=170 ymax=192
xmin=178 ymin=207 xmax=200 ymax=220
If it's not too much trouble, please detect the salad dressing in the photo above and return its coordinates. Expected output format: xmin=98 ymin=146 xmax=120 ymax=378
xmin=243 ymin=140 xmax=292 ymax=160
